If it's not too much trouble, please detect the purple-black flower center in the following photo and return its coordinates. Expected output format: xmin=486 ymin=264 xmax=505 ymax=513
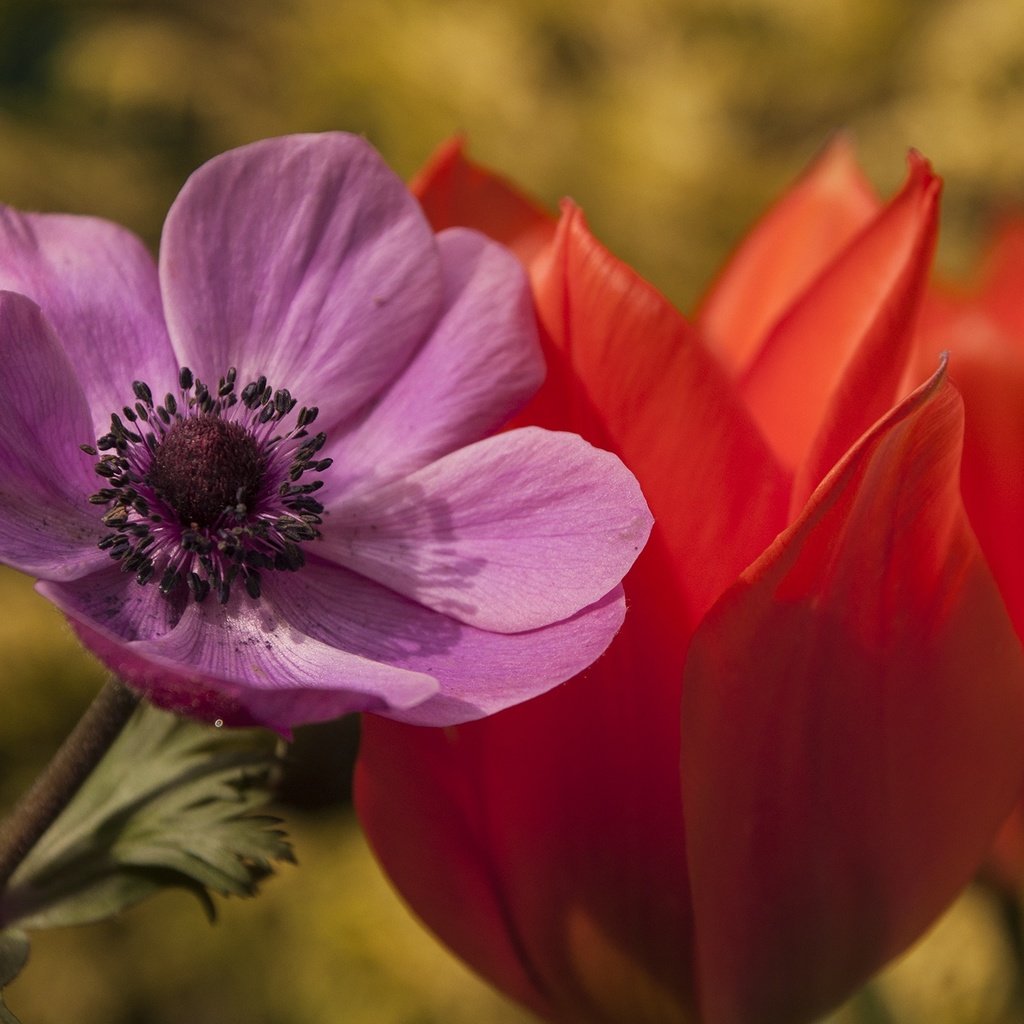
xmin=147 ymin=417 xmax=263 ymax=528
xmin=83 ymin=366 xmax=332 ymax=605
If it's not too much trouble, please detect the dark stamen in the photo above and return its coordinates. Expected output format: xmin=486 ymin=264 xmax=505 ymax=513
xmin=87 ymin=368 xmax=329 ymax=607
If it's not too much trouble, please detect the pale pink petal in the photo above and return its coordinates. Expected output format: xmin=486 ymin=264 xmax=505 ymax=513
xmin=41 ymin=558 xmax=624 ymax=730
xmin=0 ymin=292 xmax=105 ymax=580
xmin=266 ymin=562 xmax=627 ymax=725
xmin=0 ymin=206 xmax=176 ymax=430
xmin=159 ymin=133 xmax=443 ymax=431
xmin=325 ymin=227 xmax=544 ymax=493
xmin=320 ymin=427 xmax=652 ymax=632
xmin=41 ymin=573 xmax=439 ymax=733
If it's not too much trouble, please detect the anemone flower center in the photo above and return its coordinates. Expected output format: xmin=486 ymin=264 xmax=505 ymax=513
xmin=147 ymin=417 xmax=264 ymax=528
xmin=84 ymin=367 xmax=331 ymax=605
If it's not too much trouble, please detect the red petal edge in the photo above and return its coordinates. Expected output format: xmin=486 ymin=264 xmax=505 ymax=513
xmin=695 ymin=134 xmax=879 ymax=377
xmin=410 ymin=137 xmax=556 ymax=265
xmin=682 ymin=361 xmax=1024 ymax=1024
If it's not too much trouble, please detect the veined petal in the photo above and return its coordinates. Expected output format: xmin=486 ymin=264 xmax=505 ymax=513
xmin=43 ymin=558 xmax=625 ymax=731
xmin=325 ymin=227 xmax=544 ymax=493
xmin=42 ymin=570 xmax=440 ymax=734
xmin=38 ymin=564 xmax=184 ymax=642
xmin=410 ymin=137 xmax=556 ymax=265
xmin=0 ymin=206 xmax=176 ymax=431
xmin=160 ymin=133 xmax=443 ymax=431
xmin=695 ymin=136 xmax=880 ymax=376
xmin=682 ymin=366 xmax=1024 ymax=1024
xmin=524 ymin=204 xmax=790 ymax=633
xmin=0 ymin=292 xmax=105 ymax=580
xmin=739 ymin=153 xmax=940 ymax=480
xmin=254 ymin=562 xmax=627 ymax=726
xmin=321 ymin=427 xmax=650 ymax=633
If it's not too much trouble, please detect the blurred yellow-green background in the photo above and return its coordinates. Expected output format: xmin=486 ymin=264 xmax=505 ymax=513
xmin=3 ymin=0 xmax=1024 ymax=1020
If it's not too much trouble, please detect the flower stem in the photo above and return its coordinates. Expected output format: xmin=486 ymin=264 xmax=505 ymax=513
xmin=0 ymin=678 xmax=140 ymax=890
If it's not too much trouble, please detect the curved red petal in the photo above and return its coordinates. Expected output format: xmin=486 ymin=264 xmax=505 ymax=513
xmin=682 ymin=367 xmax=1024 ymax=1024
xmin=916 ymin=221 xmax=1024 ymax=894
xmin=521 ymin=203 xmax=790 ymax=630
xmin=915 ymin=241 xmax=1024 ymax=646
xmin=409 ymin=137 xmax=556 ymax=265
xmin=791 ymin=154 xmax=942 ymax=508
xmin=942 ymin=323 xmax=1024 ymax=641
xmin=358 ymin=533 xmax=702 ymax=1022
xmin=975 ymin=219 xmax=1024 ymax=343
xmin=695 ymin=135 xmax=879 ymax=377
xmin=357 ymin=616 xmax=697 ymax=1022
xmin=739 ymin=153 xmax=940 ymax=478
xmin=355 ymin=715 xmax=559 ymax=1018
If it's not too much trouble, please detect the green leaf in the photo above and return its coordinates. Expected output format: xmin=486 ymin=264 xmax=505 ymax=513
xmin=0 ymin=703 xmax=292 ymax=930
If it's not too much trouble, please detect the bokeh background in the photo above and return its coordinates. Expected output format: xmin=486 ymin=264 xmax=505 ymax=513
xmin=2 ymin=0 xmax=1024 ymax=1020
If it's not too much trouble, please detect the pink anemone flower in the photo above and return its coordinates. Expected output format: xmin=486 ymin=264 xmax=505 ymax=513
xmin=0 ymin=133 xmax=651 ymax=733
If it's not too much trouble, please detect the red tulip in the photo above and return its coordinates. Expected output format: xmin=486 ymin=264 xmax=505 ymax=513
xmin=914 ymin=220 xmax=1024 ymax=892
xmin=355 ymin=139 xmax=1024 ymax=1024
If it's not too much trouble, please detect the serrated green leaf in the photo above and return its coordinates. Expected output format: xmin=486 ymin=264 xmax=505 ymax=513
xmin=0 ymin=703 xmax=292 ymax=931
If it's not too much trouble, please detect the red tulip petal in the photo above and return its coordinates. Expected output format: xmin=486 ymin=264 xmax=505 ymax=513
xmin=357 ymin=203 xmax=792 ymax=1023
xmin=682 ymin=365 xmax=1024 ymax=1024
xmin=791 ymin=156 xmax=941 ymax=508
xmin=914 ymin=256 xmax=1024 ymax=644
xmin=944 ymin=320 xmax=1024 ymax=641
xmin=357 ymin=574 xmax=700 ymax=1023
xmin=976 ymin=219 xmax=1024 ymax=343
xmin=987 ymin=803 xmax=1024 ymax=894
xmin=358 ymin=487 xmax=716 ymax=1022
xmin=522 ymin=202 xmax=791 ymax=630
xmin=695 ymin=136 xmax=879 ymax=377
xmin=356 ymin=714 xmax=559 ymax=1019
xmin=409 ymin=137 xmax=556 ymax=265
xmin=739 ymin=153 xmax=940 ymax=478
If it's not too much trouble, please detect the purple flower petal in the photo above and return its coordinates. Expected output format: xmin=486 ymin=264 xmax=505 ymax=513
xmin=42 ymin=556 xmax=626 ymax=729
xmin=0 ymin=207 xmax=176 ymax=430
xmin=321 ymin=426 xmax=653 ymax=631
xmin=37 ymin=564 xmax=185 ymax=642
xmin=0 ymin=292 xmax=105 ymax=580
xmin=41 ymin=570 xmax=440 ymax=733
xmin=263 ymin=561 xmax=628 ymax=725
xmin=159 ymin=133 xmax=443 ymax=429
xmin=325 ymin=227 xmax=544 ymax=493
